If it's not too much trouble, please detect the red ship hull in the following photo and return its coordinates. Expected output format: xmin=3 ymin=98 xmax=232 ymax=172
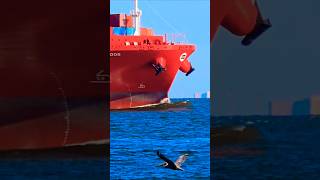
xmin=0 ymin=1 xmax=107 ymax=151
xmin=110 ymin=47 xmax=195 ymax=109
xmin=109 ymin=3 xmax=196 ymax=109
xmin=211 ymin=0 xmax=258 ymax=40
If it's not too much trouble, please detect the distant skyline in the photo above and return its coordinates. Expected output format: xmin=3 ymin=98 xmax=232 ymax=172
xmin=110 ymin=0 xmax=210 ymax=98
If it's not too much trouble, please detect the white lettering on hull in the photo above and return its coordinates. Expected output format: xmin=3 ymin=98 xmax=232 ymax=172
xmin=90 ymin=70 xmax=110 ymax=84
xmin=109 ymin=52 xmax=121 ymax=57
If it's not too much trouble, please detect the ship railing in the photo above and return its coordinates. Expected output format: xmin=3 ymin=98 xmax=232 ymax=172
xmin=164 ymin=33 xmax=188 ymax=44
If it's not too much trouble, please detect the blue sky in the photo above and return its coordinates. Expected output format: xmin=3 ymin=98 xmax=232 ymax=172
xmin=110 ymin=0 xmax=210 ymax=98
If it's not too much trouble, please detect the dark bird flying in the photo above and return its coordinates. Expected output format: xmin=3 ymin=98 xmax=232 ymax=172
xmin=157 ymin=150 xmax=188 ymax=171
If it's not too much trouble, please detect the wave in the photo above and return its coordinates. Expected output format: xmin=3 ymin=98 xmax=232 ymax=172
xmin=111 ymin=100 xmax=192 ymax=111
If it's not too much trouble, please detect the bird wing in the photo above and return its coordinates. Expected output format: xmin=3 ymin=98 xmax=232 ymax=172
xmin=175 ymin=154 xmax=188 ymax=167
xmin=157 ymin=151 xmax=175 ymax=166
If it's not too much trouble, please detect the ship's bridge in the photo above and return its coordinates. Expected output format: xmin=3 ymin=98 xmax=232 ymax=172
xmin=110 ymin=14 xmax=153 ymax=36
xmin=110 ymin=13 xmax=194 ymax=51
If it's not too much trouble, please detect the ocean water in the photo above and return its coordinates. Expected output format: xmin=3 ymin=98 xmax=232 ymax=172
xmin=0 ymin=145 xmax=107 ymax=180
xmin=110 ymin=98 xmax=210 ymax=179
xmin=213 ymin=116 xmax=320 ymax=179
xmin=0 ymin=159 xmax=106 ymax=180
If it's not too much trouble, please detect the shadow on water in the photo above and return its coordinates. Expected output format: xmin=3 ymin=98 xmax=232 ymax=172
xmin=111 ymin=100 xmax=192 ymax=112
xmin=212 ymin=116 xmax=267 ymax=157
xmin=212 ymin=126 xmax=266 ymax=157
xmin=0 ymin=144 xmax=109 ymax=160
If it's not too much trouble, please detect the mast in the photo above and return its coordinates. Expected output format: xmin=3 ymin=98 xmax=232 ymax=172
xmin=131 ymin=0 xmax=142 ymax=35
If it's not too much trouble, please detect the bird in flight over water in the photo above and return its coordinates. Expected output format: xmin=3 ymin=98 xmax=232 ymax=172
xmin=157 ymin=150 xmax=189 ymax=171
